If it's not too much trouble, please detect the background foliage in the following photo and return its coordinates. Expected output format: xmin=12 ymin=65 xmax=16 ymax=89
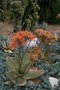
xmin=0 ymin=0 xmax=60 ymax=31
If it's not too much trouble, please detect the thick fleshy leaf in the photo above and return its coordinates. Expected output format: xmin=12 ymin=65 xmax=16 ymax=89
xmin=4 ymin=49 xmax=13 ymax=53
xmin=6 ymin=56 xmax=20 ymax=71
xmin=21 ymin=52 xmax=30 ymax=72
xmin=6 ymin=56 xmax=15 ymax=70
xmin=18 ymin=78 xmax=27 ymax=86
xmin=13 ymin=55 xmax=20 ymax=69
xmin=23 ymin=67 xmax=44 ymax=79
xmin=4 ymin=81 xmax=11 ymax=85
xmin=27 ymin=79 xmax=42 ymax=86
xmin=7 ymin=70 xmax=17 ymax=83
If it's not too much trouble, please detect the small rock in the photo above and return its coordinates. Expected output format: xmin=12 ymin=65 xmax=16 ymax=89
xmin=49 ymin=77 xmax=59 ymax=88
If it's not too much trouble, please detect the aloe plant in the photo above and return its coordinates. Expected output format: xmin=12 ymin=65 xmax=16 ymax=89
xmin=4 ymin=30 xmax=56 ymax=86
xmin=5 ymin=51 xmax=44 ymax=86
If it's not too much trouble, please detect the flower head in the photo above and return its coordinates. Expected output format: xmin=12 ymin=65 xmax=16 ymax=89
xmin=35 ymin=29 xmax=56 ymax=43
xmin=19 ymin=30 xmax=36 ymax=40
xmin=29 ymin=46 xmax=41 ymax=62
xmin=9 ymin=31 xmax=36 ymax=50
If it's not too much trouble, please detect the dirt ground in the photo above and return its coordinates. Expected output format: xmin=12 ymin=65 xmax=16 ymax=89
xmin=0 ymin=22 xmax=60 ymax=36
xmin=0 ymin=22 xmax=13 ymax=35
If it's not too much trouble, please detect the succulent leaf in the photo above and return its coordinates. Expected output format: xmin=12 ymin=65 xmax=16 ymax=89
xmin=6 ymin=56 xmax=15 ymax=70
xmin=18 ymin=78 xmax=27 ymax=86
xmin=21 ymin=52 xmax=30 ymax=72
xmin=23 ymin=67 xmax=44 ymax=79
xmin=7 ymin=70 xmax=17 ymax=84
xmin=13 ymin=55 xmax=20 ymax=69
xmin=4 ymin=81 xmax=12 ymax=85
xmin=6 ymin=56 xmax=20 ymax=71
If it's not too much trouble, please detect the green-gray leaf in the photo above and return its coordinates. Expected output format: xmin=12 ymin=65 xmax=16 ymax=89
xmin=6 ymin=56 xmax=15 ymax=70
xmin=7 ymin=70 xmax=17 ymax=84
xmin=4 ymin=81 xmax=11 ymax=85
xmin=23 ymin=68 xmax=44 ymax=79
xmin=6 ymin=56 xmax=20 ymax=71
xmin=21 ymin=52 xmax=30 ymax=73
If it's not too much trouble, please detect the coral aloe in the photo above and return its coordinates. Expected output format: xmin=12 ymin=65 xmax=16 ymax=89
xmin=5 ymin=29 xmax=56 ymax=86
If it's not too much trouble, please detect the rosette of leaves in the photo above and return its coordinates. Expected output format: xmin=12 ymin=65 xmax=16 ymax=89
xmin=5 ymin=51 xmax=44 ymax=86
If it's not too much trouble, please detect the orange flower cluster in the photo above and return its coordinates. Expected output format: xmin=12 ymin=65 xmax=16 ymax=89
xmin=9 ymin=31 xmax=36 ymax=50
xmin=19 ymin=30 xmax=36 ymax=40
xmin=35 ymin=29 xmax=56 ymax=43
xmin=29 ymin=46 xmax=42 ymax=62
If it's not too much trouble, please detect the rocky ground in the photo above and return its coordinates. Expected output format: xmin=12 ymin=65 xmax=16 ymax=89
xmin=0 ymin=22 xmax=60 ymax=35
xmin=0 ymin=22 xmax=13 ymax=35
xmin=0 ymin=22 xmax=60 ymax=90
